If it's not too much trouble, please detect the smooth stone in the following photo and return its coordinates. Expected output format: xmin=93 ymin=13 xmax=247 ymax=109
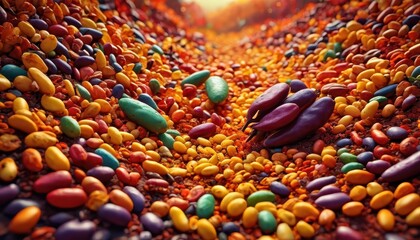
xmin=366 ymin=160 xmax=391 ymax=175
xmin=269 ymin=181 xmax=290 ymax=197
xmin=205 ymin=76 xmax=229 ymax=104
xmin=362 ymin=137 xmax=376 ymax=151
xmin=86 ymin=166 xmax=115 ymax=183
xmin=33 ymin=170 xmax=73 ymax=193
xmin=373 ymin=84 xmax=397 ymax=97
xmin=336 ymin=138 xmax=353 ymax=147
xmin=386 ymin=127 xmax=409 ymax=141
xmin=60 ymin=116 xmax=81 ymax=138
xmin=4 ymin=199 xmax=40 ymax=216
xmin=49 ymin=212 xmax=75 ymax=227
xmin=247 ymin=190 xmax=276 ymax=207
xmin=0 ymin=183 xmax=20 ymax=205
xmin=381 ymin=151 xmax=420 ymax=182
xmin=196 ymin=194 xmax=215 ymax=219
xmin=357 ymin=151 xmax=374 ymax=165
xmin=123 ymin=186 xmax=145 ymax=213
xmin=339 ymin=152 xmax=358 ymax=164
xmin=140 ymin=212 xmax=165 ymax=235
xmin=98 ymin=203 xmax=131 ymax=226
xmin=138 ymin=93 xmax=158 ymax=110
xmin=55 ymin=220 xmax=96 ymax=240
xmin=336 ymin=226 xmax=363 ymax=240
xmin=315 ymin=192 xmax=351 ymax=210
xmin=311 ymin=185 xmax=341 ymax=199
xmin=258 ymin=210 xmax=277 ymax=234
xmin=181 ymin=70 xmax=211 ymax=87
xmin=94 ymin=148 xmax=119 ymax=170
xmin=341 ymin=162 xmax=365 ymax=173
xmin=46 ymin=188 xmax=87 ymax=208
xmin=0 ymin=64 xmax=27 ymax=81
xmin=222 ymin=222 xmax=240 ymax=235
xmin=306 ymin=176 xmax=337 ymax=192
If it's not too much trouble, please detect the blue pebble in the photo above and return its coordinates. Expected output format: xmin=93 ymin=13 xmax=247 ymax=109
xmin=373 ymin=84 xmax=398 ymax=97
xmin=90 ymin=78 xmax=102 ymax=85
xmin=112 ymin=84 xmax=125 ymax=99
xmin=386 ymin=127 xmax=408 ymax=141
xmin=357 ymin=151 xmax=374 ymax=165
xmin=109 ymin=54 xmax=122 ymax=72
xmin=222 ymin=222 xmax=240 ymax=235
xmin=362 ymin=137 xmax=376 ymax=151
xmin=138 ymin=93 xmax=158 ymax=110
xmin=270 ymin=181 xmax=290 ymax=197
xmin=336 ymin=138 xmax=353 ymax=147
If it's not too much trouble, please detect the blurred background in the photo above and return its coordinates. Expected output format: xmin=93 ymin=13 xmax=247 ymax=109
xmin=136 ymin=0 xmax=319 ymax=32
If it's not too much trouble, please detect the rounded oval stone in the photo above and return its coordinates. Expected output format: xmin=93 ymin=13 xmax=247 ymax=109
xmin=46 ymin=188 xmax=87 ymax=208
xmin=55 ymin=220 xmax=96 ymax=240
xmin=34 ymin=170 xmax=73 ymax=193
xmin=140 ymin=212 xmax=165 ymax=235
xmin=98 ymin=203 xmax=131 ymax=226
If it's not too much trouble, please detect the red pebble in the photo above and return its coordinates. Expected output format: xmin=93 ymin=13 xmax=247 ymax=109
xmin=399 ymin=137 xmax=419 ymax=156
xmin=46 ymin=188 xmax=87 ymax=208
xmin=371 ymin=129 xmax=390 ymax=145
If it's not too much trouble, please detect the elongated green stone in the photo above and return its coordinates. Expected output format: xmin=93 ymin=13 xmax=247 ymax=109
xmin=339 ymin=152 xmax=358 ymax=164
xmin=119 ymin=98 xmax=167 ymax=133
xmin=341 ymin=162 xmax=364 ymax=173
xmin=60 ymin=116 xmax=81 ymax=138
xmin=369 ymin=96 xmax=387 ymax=103
xmin=196 ymin=194 xmax=215 ymax=219
xmin=247 ymin=190 xmax=275 ymax=207
xmin=181 ymin=70 xmax=210 ymax=87
xmin=75 ymin=84 xmax=92 ymax=102
xmin=205 ymin=76 xmax=229 ymax=104
xmin=158 ymin=132 xmax=175 ymax=149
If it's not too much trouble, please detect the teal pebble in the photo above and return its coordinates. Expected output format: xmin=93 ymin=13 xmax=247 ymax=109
xmin=339 ymin=152 xmax=358 ymax=164
xmin=205 ymin=76 xmax=229 ymax=104
xmin=411 ymin=66 xmax=420 ymax=78
xmin=323 ymin=49 xmax=336 ymax=61
xmin=151 ymin=45 xmax=164 ymax=55
xmin=341 ymin=162 xmax=364 ymax=173
xmin=133 ymin=63 xmax=142 ymax=74
xmin=334 ymin=42 xmax=342 ymax=53
xmin=138 ymin=93 xmax=158 ymax=110
xmin=60 ymin=116 xmax=81 ymax=138
xmin=149 ymin=79 xmax=161 ymax=95
xmin=95 ymin=148 xmax=119 ymax=170
xmin=258 ymin=210 xmax=277 ymax=234
xmin=75 ymin=84 xmax=92 ymax=102
xmin=196 ymin=194 xmax=215 ymax=219
xmin=0 ymin=64 xmax=27 ymax=81
xmin=247 ymin=190 xmax=275 ymax=207
xmin=158 ymin=133 xmax=175 ymax=150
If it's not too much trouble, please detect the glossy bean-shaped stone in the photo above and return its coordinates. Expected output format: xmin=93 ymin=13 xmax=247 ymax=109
xmin=34 ymin=171 xmax=72 ymax=193
xmin=395 ymin=193 xmax=420 ymax=215
xmin=345 ymin=170 xmax=375 ymax=185
xmin=181 ymin=70 xmax=210 ymax=87
xmin=258 ymin=210 xmax=277 ymax=234
xmin=227 ymin=198 xmax=247 ymax=217
xmin=98 ymin=203 xmax=131 ymax=226
xmin=45 ymin=146 xmax=70 ymax=171
xmin=54 ymin=220 xmax=96 ymax=240
xmin=205 ymin=76 xmax=229 ymax=104
xmin=60 ymin=116 xmax=81 ymax=138
xmin=109 ymin=189 xmax=133 ymax=212
xmin=247 ymin=190 xmax=276 ymax=207
xmin=377 ymin=209 xmax=395 ymax=231
xmin=47 ymin=188 xmax=87 ymax=208
xmin=8 ymin=206 xmax=41 ymax=234
xmin=196 ymin=194 xmax=215 ymax=219
xmin=292 ymin=202 xmax=319 ymax=219
xmin=28 ymin=67 xmax=55 ymax=95
xmin=406 ymin=207 xmax=420 ymax=226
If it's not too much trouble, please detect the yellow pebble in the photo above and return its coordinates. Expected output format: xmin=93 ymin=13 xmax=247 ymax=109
xmin=370 ymin=73 xmax=388 ymax=88
xmin=211 ymin=185 xmax=229 ymax=199
xmin=356 ymin=69 xmax=375 ymax=82
xmin=395 ymin=193 xmax=420 ymax=215
xmin=255 ymin=202 xmax=277 ymax=216
xmin=0 ymin=158 xmax=18 ymax=182
xmin=109 ymin=189 xmax=133 ymax=212
xmin=394 ymin=182 xmax=415 ymax=199
xmin=142 ymin=160 xmax=168 ymax=175
xmin=22 ymin=52 xmax=48 ymax=73
xmin=173 ymin=141 xmax=187 ymax=153
xmin=377 ymin=209 xmax=395 ymax=231
xmin=406 ymin=207 xmax=420 ymax=226
xmin=366 ymin=182 xmax=383 ymax=196
xmin=296 ymin=220 xmax=315 ymax=238
xmin=342 ymin=201 xmax=364 ymax=217
xmin=80 ymin=102 xmax=101 ymax=119
xmin=45 ymin=146 xmax=70 ymax=171
xmin=95 ymin=50 xmax=106 ymax=70
xmin=107 ymin=127 xmax=123 ymax=145
xmin=0 ymin=74 xmax=12 ymax=91
xmin=370 ymin=190 xmax=394 ymax=210
xmin=40 ymin=35 xmax=58 ymax=53
xmin=277 ymin=209 xmax=296 ymax=226
xmin=344 ymin=105 xmax=361 ymax=117
xmin=170 ymin=207 xmax=190 ymax=232
xmin=168 ymin=167 xmax=187 ymax=177
xmin=8 ymin=115 xmax=38 ymax=133
xmin=8 ymin=206 xmax=41 ymax=234
xmin=28 ymin=67 xmax=55 ymax=95
xmin=24 ymin=131 xmax=58 ymax=149
xmin=338 ymin=115 xmax=353 ymax=126
xmin=41 ymin=94 xmax=66 ymax=115
xmin=381 ymin=104 xmax=395 ymax=118
xmin=350 ymin=185 xmax=367 ymax=201
xmin=95 ymin=99 xmax=112 ymax=113
xmin=197 ymin=219 xmax=217 ymax=240
xmin=227 ymin=198 xmax=247 ymax=217
xmin=277 ymin=223 xmax=294 ymax=240
xmin=197 ymin=137 xmax=212 ymax=147
xmin=201 ymin=165 xmax=220 ymax=176
xmin=17 ymin=21 xmax=36 ymax=37
xmin=212 ymin=134 xmax=226 ymax=144
xmin=115 ymin=72 xmax=131 ymax=88
xmin=220 ymin=192 xmax=244 ymax=212
xmin=361 ymin=101 xmax=379 ymax=120
xmin=242 ymin=207 xmax=259 ymax=228
xmin=292 ymin=202 xmax=320 ymax=219
xmin=80 ymin=17 xmax=97 ymax=28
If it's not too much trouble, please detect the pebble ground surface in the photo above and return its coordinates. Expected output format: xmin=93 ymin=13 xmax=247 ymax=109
xmin=0 ymin=0 xmax=420 ymax=239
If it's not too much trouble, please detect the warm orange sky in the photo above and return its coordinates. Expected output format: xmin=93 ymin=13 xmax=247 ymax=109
xmin=184 ymin=0 xmax=236 ymax=13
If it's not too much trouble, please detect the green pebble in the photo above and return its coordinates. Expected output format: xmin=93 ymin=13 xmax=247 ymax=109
xmin=196 ymin=194 xmax=215 ymax=219
xmin=334 ymin=42 xmax=342 ymax=53
xmin=166 ymin=129 xmax=181 ymax=137
xmin=60 ymin=116 xmax=81 ymax=138
xmin=369 ymin=96 xmax=387 ymax=104
xmin=323 ymin=49 xmax=336 ymax=62
xmin=158 ymin=132 xmax=175 ymax=150
xmin=411 ymin=66 xmax=420 ymax=78
xmin=133 ymin=63 xmax=142 ymax=74
xmin=119 ymin=98 xmax=168 ymax=133
xmin=205 ymin=76 xmax=229 ymax=104
xmin=339 ymin=152 xmax=358 ymax=164
xmin=337 ymin=148 xmax=349 ymax=156
xmin=151 ymin=44 xmax=164 ymax=55
xmin=95 ymin=148 xmax=119 ymax=170
xmin=341 ymin=162 xmax=364 ymax=173
xmin=258 ymin=210 xmax=277 ymax=234
xmin=0 ymin=64 xmax=27 ymax=81
xmin=181 ymin=70 xmax=210 ymax=87
xmin=75 ymin=84 xmax=92 ymax=102
xmin=149 ymin=79 xmax=161 ymax=95
xmin=247 ymin=190 xmax=275 ymax=207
